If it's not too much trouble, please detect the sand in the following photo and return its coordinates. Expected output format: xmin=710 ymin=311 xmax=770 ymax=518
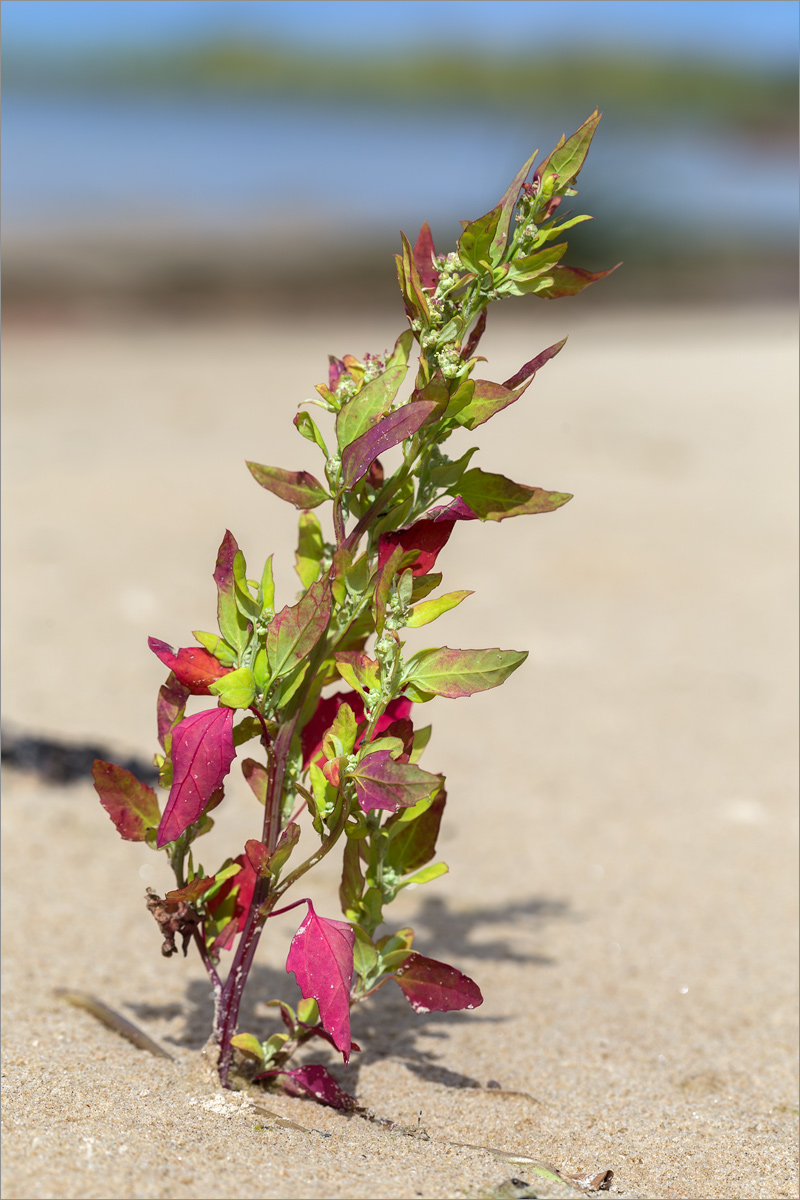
xmin=2 ymin=302 xmax=798 ymax=1199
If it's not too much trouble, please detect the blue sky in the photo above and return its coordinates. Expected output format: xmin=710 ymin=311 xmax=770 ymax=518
xmin=3 ymin=0 xmax=798 ymax=64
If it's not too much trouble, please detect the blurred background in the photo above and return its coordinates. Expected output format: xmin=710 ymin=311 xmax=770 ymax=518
xmin=3 ymin=0 xmax=798 ymax=318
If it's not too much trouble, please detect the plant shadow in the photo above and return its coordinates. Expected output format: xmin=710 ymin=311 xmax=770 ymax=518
xmin=130 ymin=890 xmax=569 ymax=1095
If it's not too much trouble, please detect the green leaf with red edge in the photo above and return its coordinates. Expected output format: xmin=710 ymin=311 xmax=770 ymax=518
xmin=372 ymin=542 xmax=405 ymax=636
xmin=350 ymin=751 xmax=442 ymax=814
xmin=453 ymin=468 xmax=572 ymax=521
xmin=267 ymin=822 xmax=301 ymax=877
xmin=396 ymin=232 xmax=431 ymax=325
xmin=230 ymin=1032 xmax=265 ymax=1062
xmin=537 ymin=109 xmax=601 ymax=189
xmin=502 ymin=244 xmax=570 ymax=295
xmin=454 ymin=337 xmax=567 ymax=431
xmin=241 ymin=758 xmax=268 ymax=805
xmin=156 ymin=674 xmax=190 ymax=751
xmin=92 ymin=761 xmax=160 ymax=842
xmin=286 ymin=901 xmax=355 ymax=1064
xmin=393 ymin=952 xmax=483 ymax=1013
xmin=266 ymin=578 xmax=331 ymax=680
xmin=164 ymin=876 xmax=217 ymax=904
xmin=385 ymin=786 xmax=446 ymax=875
xmin=214 ymin=531 xmax=249 ymax=653
xmin=246 ymin=463 xmax=330 ymax=509
xmin=293 ymin=410 xmax=329 ymax=457
xmin=333 ymin=651 xmax=380 ymax=699
xmin=534 ymin=262 xmax=621 ymax=299
xmin=402 ymin=646 xmax=527 ymax=701
xmin=156 ymin=707 xmax=236 ymax=847
xmin=490 ymin=147 xmax=539 ymax=260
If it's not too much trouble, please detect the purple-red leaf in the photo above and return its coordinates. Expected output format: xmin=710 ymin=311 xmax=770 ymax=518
xmin=377 ymin=516 xmax=456 ymax=577
xmin=350 ymin=751 xmax=442 ymax=815
xmin=341 ymin=400 xmax=438 ymax=488
xmin=535 ymin=263 xmax=620 ymax=300
xmin=266 ymin=578 xmax=331 ymax=679
xmin=92 ymin=761 xmax=160 ymax=842
xmin=462 ymin=309 xmax=487 ymax=360
xmin=241 ymin=758 xmax=268 ymax=804
xmin=413 ymin=221 xmax=439 ymax=291
xmin=156 ymin=675 xmax=190 ymax=750
xmin=502 ymin=337 xmax=568 ymax=390
xmin=425 ymin=497 xmax=479 ymax=523
xmin=156 ymin=707 xmax=236 ymax=847
xmin=393 ymin=952 xmax=483 ymax=1014
xmin=257 ymin=1063 xmax=357 ymax=1110
xmin=164 ymin=876 xmax=216 ymax=904
xmin=148 ymin=637 xmax=231 ymax=695
xmin=286 ymin=901 xmax=355 ymax=1063
xmin=246 ymin=463 xmax=330 ymax=509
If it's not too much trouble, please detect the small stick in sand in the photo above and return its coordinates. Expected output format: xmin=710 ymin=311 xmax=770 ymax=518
xmin=54 ymin=988 xmax=175 ymax=1061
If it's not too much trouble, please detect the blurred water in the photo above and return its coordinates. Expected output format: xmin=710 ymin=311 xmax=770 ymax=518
xmin=3 ymin=93 xmax=797 ymax=241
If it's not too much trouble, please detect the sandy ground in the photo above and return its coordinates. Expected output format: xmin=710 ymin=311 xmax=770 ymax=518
xmin=2 ymin=303 xmax=798 ymax=1200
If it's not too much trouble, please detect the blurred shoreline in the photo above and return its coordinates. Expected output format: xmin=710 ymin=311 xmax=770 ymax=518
xmin=3 ymin=222 xmax=796 ymax=323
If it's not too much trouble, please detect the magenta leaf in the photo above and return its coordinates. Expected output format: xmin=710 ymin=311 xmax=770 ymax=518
xmin=393 ymin=953 xmax=483 ymax=1014
xmin=413 ymin=220 xmax=439 ymax=291
xmin=257 ymin=1064 xmax=357 ymax=1110
xmin=148 ymin=637 xmax=231 ymax=695
xmin=402 ymin=646 xmax=527 ymax=701
xmin=454 ymin=468 xmax=572 ymax=521
xmin=92 ymin=761 xmax=160 ymax=842
xmin=453 ymin=337 xmax=566 ymax=431
xmin=286 ymin=901 xmax=355 ymax=1064
xmin=266 ymin=578 xmax=331 ymax=680
xmin=535 ymin=263 xmax=620 ymax=299
xmin=246 ymin=463 xmax=330 ymax=509
xmin=301 ymin=691 xmax=411 ymax=768
xmin=350 ymin=751 xmax=442 ymax=814
xmin=341 ymin=400 xmax=438 ymax=488
xmin=156 ymin=707 xmax=236 ymax=847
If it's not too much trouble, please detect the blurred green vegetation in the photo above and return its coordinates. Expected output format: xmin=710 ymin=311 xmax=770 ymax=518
xmin=5 ymin=39 xmax=797 ymax=136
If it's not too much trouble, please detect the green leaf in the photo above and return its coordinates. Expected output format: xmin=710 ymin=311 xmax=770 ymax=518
xmin=230 ymin=1032 xmax=265 ymax=1062
xmin=537 ymin=109 xmax=601 ymax=189
xmin=252 ymin=647 xmax=269 ymax=690
xmin=232 ymin=550 xmax=260 ymax=621
xmin=385 ymin=787 xmax=446 ymax=875
xmin=333 ymin=652 xmax=380 ymax=699
xmin=406 ymin=590 xmax=472 ymax=629
xmin=454 ymin=468 xmax=572 ymax=521
xmin=372 ymin=543 xmax=405 ymax=636
xmin=458 ymin=205 xmax=502 ymax=274
xmin=334 ymin=331 xmax=412 ymax=452
xmin=192 ymin=631 xmax=238 ymax=667
xmin=214 ymin=531 xmax=249 ymax=654
xmin=410 ymin=573 xmax=442 ymax=602
xmin=295 ymin=511 xmax=324 ymax=589
xmin=409 ymin=724 xmax=432 ymax=764
xmin=329 ymin=702 xmax=358 ymax=758
xmin=399 ymin=862 xmax=449 ymax=888
xmin=402 ymin=646 xmax=528 ymax=700
xmin=266 ymin=579 xmax=332 ymax=680
xmin=293 ymin=410 xmax=329 ymax=457
xmin=339 ymin=836 xmax=365 ymax=920
xmin=352 ymin=926 xmax=379 ymax=979
xmin=247 ymin=463 xmax=330 ymax=510
xmin=259 ymin=555 xmax=275 ymax=612
xmin=209 ymin=666 xmax=256 ymax=709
